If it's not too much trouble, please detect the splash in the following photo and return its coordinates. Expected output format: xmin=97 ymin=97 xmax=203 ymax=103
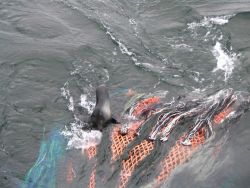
xmin=79 ymin=94 xmax=95 ymax=115
xmin=187 ymin=14 xmax=239 ymax=81
xmin=60 ymin=79 xmax=100 ymax=150
xmin=188 ymin=15 xmax=234 ymax=30
xmin=212 ymin=42 xmax=237 ymax=81
xmin=187 ymin=15 xmax=235 ymax=43
xmin=61 ymin=122 xmax=102 ymax=150
xmin=61 ymin=82 xmax=74 ymax=112
xmin=61 ymin=92 xmax=101 ymax=150
xmin=209 ymin=16 xmax=231 ymax=25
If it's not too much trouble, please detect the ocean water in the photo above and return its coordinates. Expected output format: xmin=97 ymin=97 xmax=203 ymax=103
xmin=0 ymin=0 xmax=250 ymax=187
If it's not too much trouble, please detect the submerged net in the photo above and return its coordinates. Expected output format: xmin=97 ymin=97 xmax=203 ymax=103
xmin=84 ymin=89 xmax=249 ymax=188
xmin=155 ymin=107 xmax=232 ymax=186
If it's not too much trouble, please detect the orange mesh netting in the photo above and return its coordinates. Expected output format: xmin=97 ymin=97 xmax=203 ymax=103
xmin=86 ymin=146 xmax=97 ymax=160
xmin=88 ymin=169 xmax=96 ymax=188
xmin=155 ymin=107 xmax=233 ymax=187
xmin=86 ymin=146 xmax=97 ymax=188
xmin=155 ymin=129 xmax=206 ymax=185
xmin=111 ymin=96 xmax=160 ymax=162
xmin=111 ymin=127 xmax=136 ymax=162
xmin=114 ymin=96 xmax=161 ymax=188
xmin=213 ymin=106 xmax=232 ymax=124
xmin=118 ymin=140 xmax=154 ymax=188
xmin=111 ymin=121 xmax=143 ymax=161
xmin=86 ymin=94 xmax=235 ymax=188
xmin=132 ymin=96 xmax=160 ymax=116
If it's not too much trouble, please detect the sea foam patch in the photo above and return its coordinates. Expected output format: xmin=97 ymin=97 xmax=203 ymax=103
xmin=62 ymin=121 xmax=102 ymax=150
xmin=61 ymin=81 xmax=100 ymax=150
xmin=187 ymin=15 xmax=239 ymax=81
xmin=80 ymin=94 xmax=95 ymax=115
xmin=61 ymin=82 xmax=75 ymax=112
xmin=188 ymin=15 xmax=234 ymax=29
xmin=61 ymin=93 xmax=100 ymax=150
xmin=212 ymin=42 xmax=237 ymax=81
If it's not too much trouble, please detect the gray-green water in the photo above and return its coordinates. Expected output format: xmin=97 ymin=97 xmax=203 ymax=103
xmin=1 ymin=0 xmax=250 ymax=187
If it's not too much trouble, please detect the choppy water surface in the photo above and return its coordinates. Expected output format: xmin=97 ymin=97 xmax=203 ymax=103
xmin=0 ymin=0 xmax=250 ymax=187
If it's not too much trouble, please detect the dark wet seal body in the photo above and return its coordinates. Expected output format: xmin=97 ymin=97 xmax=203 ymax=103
xmin=89 ymin=85 xmax=118 ymax=131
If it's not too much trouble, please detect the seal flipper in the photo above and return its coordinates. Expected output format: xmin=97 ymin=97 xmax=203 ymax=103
xmin=109 ymin=115 xmax=120 ymax=124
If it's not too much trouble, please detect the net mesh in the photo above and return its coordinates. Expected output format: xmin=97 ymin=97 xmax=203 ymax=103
xmin=132 ymin=96 xmax=160 ymax=116
xmin=86 ymin=146 xmax=97 ymax=188
xmin=86 ymin=95 xmax=234 ymax=188
xmin=118 ymin=140 xmax=154 ymax=188
xmin=88 ymin=169 xmax=96 ymax=188
xmin=155 ymin=129 xmax=206 ymax=185
xmin=86 ymin=146 xmax=97 ymax=160
xmin=155 ymin=107 xmax=232 ymax=186
xmin=111 ymin=127 xmax=136 ymax=162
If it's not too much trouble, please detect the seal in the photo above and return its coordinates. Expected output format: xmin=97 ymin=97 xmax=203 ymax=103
xmin=89 ymin=85 xmax=118 ymax=131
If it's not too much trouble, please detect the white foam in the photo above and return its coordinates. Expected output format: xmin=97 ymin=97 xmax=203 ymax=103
xmin=60 ymin=80 xmax=101 ymax=150
xmin=61 ymin=82 xmax=75 ymax=112
xmin=209 ymin=16 xmax=231 ymax=25
xmin=212 ymin=42 xmax=237 ymax=81
xmin=79 ymin=94 xmax=95 ymax=115
xmin=106 ymin=30 xmax=133 ymax=56
xmin=170 ymin=43 xmax=193 ymax=51
xmin=68 ymin=96 xmax=74 ymax=112
xmin=188 ymin=15 xmax=234 ymax=30
xmin=62 ymin=122 xmax=102 ymax=150
xmin=187 ymin=15 xmax=238 ymax=81
xmin=105 ymin=27 xmax=138 ymax=64
xmin=61 ymin=83 xmax=70 ymax=99
xmin=129 ymin=18 xmax=136 ymax=25
xmin=129 ymin=18 xmax=139 ymax=36
xmin=61 ymin=92 xmax=101 ymax=150
xmin=103 ymin=68 xmax=110 ymax=82
xmin=112 ymin=48 xmax=117 ymax=56
xmin=135 ymin=62 xmax=164 ymax=73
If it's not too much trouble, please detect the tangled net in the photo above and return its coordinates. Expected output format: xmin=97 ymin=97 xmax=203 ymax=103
xmin=81 ymin=89 xmax=249 ymax=188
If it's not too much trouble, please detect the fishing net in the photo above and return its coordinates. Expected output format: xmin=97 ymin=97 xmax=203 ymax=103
xmin=155 ymin=107 xmax=232 ymax=186
xmin=84 ymin=89 xmax=248 ymax=188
